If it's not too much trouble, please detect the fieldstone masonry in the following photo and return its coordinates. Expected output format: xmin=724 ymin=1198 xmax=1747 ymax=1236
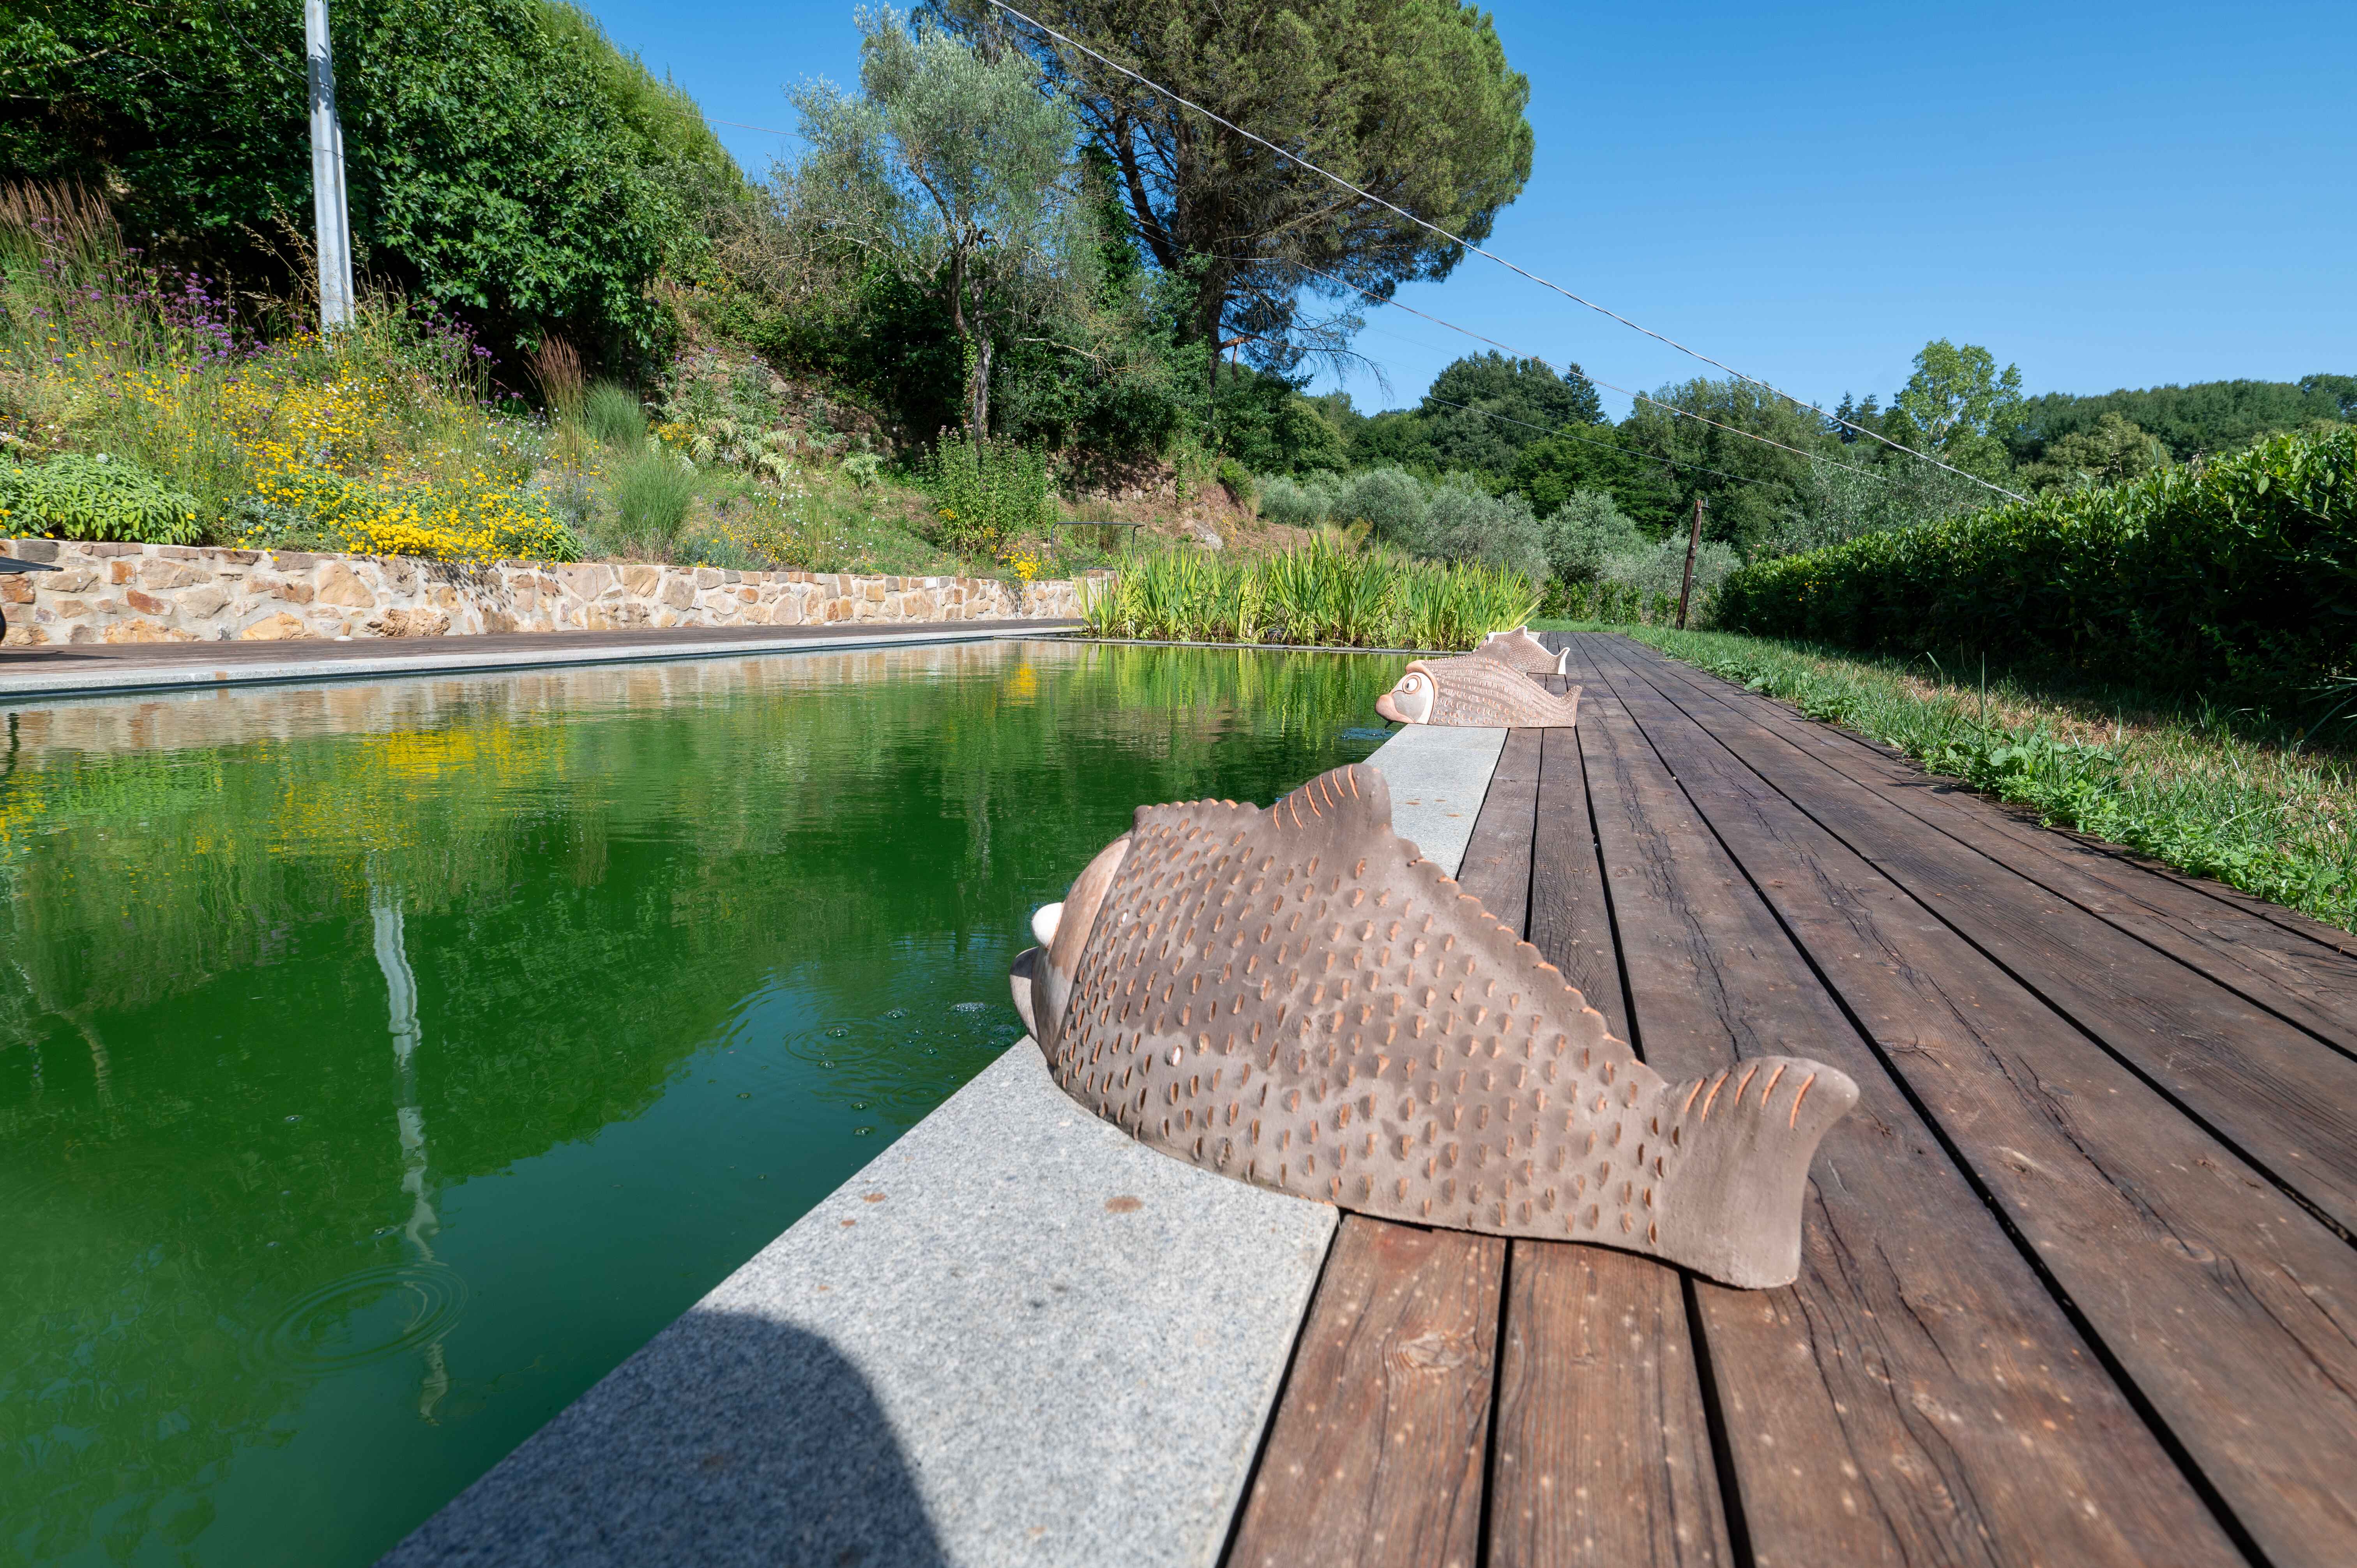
xmin=0 ymin=538 xmax=1096 ymax=646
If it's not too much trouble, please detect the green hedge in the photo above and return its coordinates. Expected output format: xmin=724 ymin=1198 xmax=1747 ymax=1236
xmin=1713 ymin=427 xmax=2357 ymax=706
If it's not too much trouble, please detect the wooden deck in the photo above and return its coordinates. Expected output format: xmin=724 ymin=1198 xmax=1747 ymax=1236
xmin=1221 ymin=632 xmax=2357 ymax=1568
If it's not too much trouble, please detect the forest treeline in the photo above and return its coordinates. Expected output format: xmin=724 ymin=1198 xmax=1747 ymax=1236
xmin=7 ymin=0 xmax=2351 ymax=593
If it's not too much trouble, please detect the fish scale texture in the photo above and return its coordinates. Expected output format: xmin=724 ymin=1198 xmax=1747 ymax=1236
xmin=1413 ymin=654 xmax=1585 ymax=727
xmin=1037 ymin=761 xmax=1858 ymax=1289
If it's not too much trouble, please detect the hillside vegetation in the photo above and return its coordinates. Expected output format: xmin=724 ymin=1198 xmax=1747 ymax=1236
xmin=4 ymin=0 xmax=2352 ymax=670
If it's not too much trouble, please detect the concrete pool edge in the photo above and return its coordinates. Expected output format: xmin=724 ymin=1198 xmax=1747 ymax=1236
xmin=376 ymin=721 xmax=1509 ymax=1568
xmin=0 ymin=620 xmax=1082 ymax=702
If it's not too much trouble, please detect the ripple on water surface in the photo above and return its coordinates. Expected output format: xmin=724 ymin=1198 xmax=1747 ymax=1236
xmin=253 ymin=1263 xmax=472 ymax=1379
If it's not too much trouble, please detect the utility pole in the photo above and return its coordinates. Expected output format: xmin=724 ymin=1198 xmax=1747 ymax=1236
xmin=1676 ymin=494 xmax=1704 ymax=630
xmin=306 ymin=0 xmax=355 ymax=330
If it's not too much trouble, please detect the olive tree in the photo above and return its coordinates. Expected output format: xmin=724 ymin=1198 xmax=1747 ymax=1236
xmin=791 ymin=8 xmax=1089 ymax=434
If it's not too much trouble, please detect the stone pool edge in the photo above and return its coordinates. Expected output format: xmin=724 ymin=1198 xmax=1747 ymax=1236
xmin=0 ymin=620 xmax=1080 ymax=702
xmin=375 ymin=722 xmax=1508 ymax=1568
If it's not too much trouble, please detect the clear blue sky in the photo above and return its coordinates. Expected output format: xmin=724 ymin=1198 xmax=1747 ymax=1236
xmin=586 ymin=0 xmax=2356 ymax=418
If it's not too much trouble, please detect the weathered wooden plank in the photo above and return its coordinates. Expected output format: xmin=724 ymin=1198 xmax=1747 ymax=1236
xmin=1488 ymin=685 xmax=1733 ymax=1568
xmin=1456 ymin=725 xmax=1541 ymax=936
xmin=1623 ymin=642 xmax=2357 ymax=1057
xmin=1225 ymin=725 xmax=1537 ymax=1568
xmin=1224 ymin=1217 xmax=1504 ymax=1568
xmin=1567 ymin=637 xmax=2244 ymax=1568
xmin=1591 ymin=633 xmax=2357 ymax=1567
xmin=1490 ymin=1226 xmax=1730 ymax=1568
xmin=1592 ymin=639 xmax=2357 ymax=1234
xmin=1527 ymin=724 xmax=1625 ymax=1041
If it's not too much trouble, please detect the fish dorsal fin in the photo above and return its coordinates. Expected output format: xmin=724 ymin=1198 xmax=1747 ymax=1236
xmin=1263 ymin=763 xmax=1392 ymax=845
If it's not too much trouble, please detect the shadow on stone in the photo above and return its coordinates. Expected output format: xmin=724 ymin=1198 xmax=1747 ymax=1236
xmin=378 ymin=1310 xmax=946 ymax=1568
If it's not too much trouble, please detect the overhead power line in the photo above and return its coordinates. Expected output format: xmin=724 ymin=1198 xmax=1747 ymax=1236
xmin=986 ymin=0 xmax=2024 ymax=503
xmin=1412 ymin=394 xmax=1781 ymax=494
xmin=1253 ymin=254 xmax=1890 ymax=486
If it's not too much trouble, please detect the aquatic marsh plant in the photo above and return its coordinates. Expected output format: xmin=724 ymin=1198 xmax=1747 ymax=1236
xmin=1080 ymin=540 xmax=1537 ymax=651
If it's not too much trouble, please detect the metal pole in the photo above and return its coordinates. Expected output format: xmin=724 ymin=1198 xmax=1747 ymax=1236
xmin=1676 ymin=494 xmax=1703 ymax=630
xmin=306 ymin=0 xmax=355 ymax=330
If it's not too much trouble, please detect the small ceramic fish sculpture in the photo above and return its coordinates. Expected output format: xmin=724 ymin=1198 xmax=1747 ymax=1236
xmin=1474 ymin=627 xmax=1570 ymax=676
xmin=1375 ymin=655 xmax=1583 ymax=729
xmin=1010 ymin=763 xmax=1858 ymax=1289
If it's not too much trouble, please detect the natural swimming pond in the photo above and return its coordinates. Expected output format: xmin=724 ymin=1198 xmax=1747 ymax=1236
xmin=0 ymin=641 xmax=1403 ymax=1568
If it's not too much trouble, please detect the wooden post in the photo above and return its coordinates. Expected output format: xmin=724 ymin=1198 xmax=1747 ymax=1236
xmin=1676 ymin=495 xmax=1704 ymax=630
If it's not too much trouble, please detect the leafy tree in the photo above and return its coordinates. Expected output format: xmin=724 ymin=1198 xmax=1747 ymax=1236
xmin=1 ymin=0 xmax=737 ymax=364
xmin=1754 ymin=449 xmax=1988 ymax=559
xmin=1208 ymin=369 xmax=1349 ymax=475
xmin=1509 ymin=427 xmax=1667 ymax=520
xmin=948 ymin=0 xmax=1533 ymax=388
xmin=1614 ymin=376 xmax=1825 ymax=548
xmin=1891 ymin=338 xmax=2021 ymax=476
xmin=2020 ymin=412 xmax=2169 ymax=494
xmin=1416 ymin=351 xmax=1601 ymax=471
xmin=790 ymin=11 xmax=1088 ymax=436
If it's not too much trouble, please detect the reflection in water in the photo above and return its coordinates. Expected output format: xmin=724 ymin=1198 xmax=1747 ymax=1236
xmin=0 ymin=641 xmax=1402 ymax=1567
xmin=372 ymin=886 xmax=452 ymax=1421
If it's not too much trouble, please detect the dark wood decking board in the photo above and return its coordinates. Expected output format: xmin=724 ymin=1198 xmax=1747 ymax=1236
xmin=1566 ymin=639 xmax=2236 ymax=1568
xmin=1580 ymin=635 xmax=2357 ymax=1568
xmin=1227 ymin=632 xmax=2357 ymax=1568
xmin=1630 ymin=648 xmax=2357 ymax=1060
xmin=1490 ymin=714 xmax=1729 ymax=1568
xmin=1613 ymin=645 xmax=2357 ymax=1236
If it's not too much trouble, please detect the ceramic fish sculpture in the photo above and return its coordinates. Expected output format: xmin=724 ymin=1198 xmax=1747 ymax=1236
xmin=1010 ymin=762 xmax=1858 ymax=1289
xmin=1474 ymin=627 xmax=1570 ymax=676
xmin=1376 ymin=655 xmax=1583 ymax=729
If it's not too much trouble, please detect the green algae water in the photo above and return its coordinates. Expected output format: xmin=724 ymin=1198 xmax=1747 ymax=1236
xmin=0 ymin=641 xmax=1404 ymax=1568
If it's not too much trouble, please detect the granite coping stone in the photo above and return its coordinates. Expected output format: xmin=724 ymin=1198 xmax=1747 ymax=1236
xmin=376 ymin=717 xmax=1506 ymax=1568
xmin=378 ymin=1045 xmax=1339 ymax=1568
xmin=1362 ymin=720 xmax=1508 ymax=878
xmin=0 ymin=622 xmax=1074 ymax=702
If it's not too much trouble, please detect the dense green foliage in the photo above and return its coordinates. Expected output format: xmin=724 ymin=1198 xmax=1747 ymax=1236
xmin=2 ymin=0 xmax=739 ymax=362
xmin=1713 ymin=426 xmax=2357 ymax=707
xmin=1638 ymin=627 xmax=2355 ymax=931
xmin=2005 ymin=376 xmax=2357 ymax=465
xmin=0 ymin=453 xmax=202 ymax=543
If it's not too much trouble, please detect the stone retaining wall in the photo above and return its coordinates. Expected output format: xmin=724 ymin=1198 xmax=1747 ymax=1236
xmin=0 ymin=538 xmax=1095 ymax=646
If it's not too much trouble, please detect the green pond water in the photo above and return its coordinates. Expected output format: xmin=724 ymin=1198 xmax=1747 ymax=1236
xmin=0 ymin=641 xmax=1402 ymax=1568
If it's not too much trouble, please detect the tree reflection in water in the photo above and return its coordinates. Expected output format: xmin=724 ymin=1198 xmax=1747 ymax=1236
xmin=0 ymin=641 xmax=1402 ymax=1567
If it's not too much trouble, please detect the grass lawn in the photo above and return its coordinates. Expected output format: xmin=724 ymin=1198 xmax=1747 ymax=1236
xmin=1537 ymin=621 xmax=2356 ymax=933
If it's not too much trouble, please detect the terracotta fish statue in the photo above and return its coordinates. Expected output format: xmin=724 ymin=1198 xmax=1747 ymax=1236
xmin=1474 ymin=627 xmax=1570 ymax=676
xmin=1375 ymin=655 xmax=1583 ymax=729
xmin=1009 ymin=763 xmax=1858 ymax=1289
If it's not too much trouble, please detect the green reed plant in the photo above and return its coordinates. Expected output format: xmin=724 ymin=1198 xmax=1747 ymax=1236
xmin=1079 ymin=540 xmax=1538 ymax=651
